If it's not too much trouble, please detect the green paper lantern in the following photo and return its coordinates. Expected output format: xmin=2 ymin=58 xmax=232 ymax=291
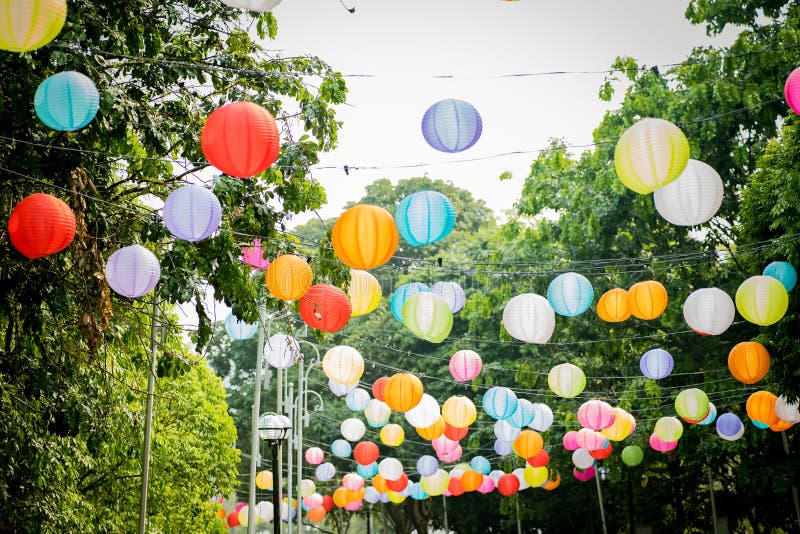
xmin=401 ymin=293 xmax=453 ymax=343
xmin=621 ymin=445 xmax=643 ymax=467
xmin=614 ymin=118 xmax=690 ymax=194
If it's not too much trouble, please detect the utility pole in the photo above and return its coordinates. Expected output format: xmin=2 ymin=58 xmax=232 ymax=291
xmin=138 ymin=297 xmax=160 ymax=534
xmin=247 ymin=302 xmax=267 ymax=533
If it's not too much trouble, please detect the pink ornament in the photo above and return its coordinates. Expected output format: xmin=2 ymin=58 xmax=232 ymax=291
xmin=305 ymin=447 xmax=324 ymax=465
xmin=573 ymin=466 xmax=596 ymax=481
xmin=241 ymin=238 xmax=270 ymax=270
xmin=785 ymin=67 xmax=800 ymax=115
xmin=476 ymin=475 xmax=495 ymax=494
xmin=649 ymin=433 xmax=678 ymax=453
xmin=577 ymin=400 xmax=616 ymax=430
xmin=576 ymin=428 xmax=608 ymax=451
xmin=562 ymin=430 xmax=580 ymax=451
xmin=449 ymin=349 xmax=482 ymax=381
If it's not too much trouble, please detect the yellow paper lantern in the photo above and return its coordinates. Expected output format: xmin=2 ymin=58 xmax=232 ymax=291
xmin=600 ymin=408 xmax=635 ymax=441
xmin=0 ymin=0 xmax=66 ymax=52
xmin=380 ymin=423 xmax=405 ymax=447
xmin=597 ymin=288 xmax=632 ymax=322
xmin=420 ymin=469 xmax=450 ymax=496
xmin=332 ymin=204 xmax=399 ymax=270
xmin=348 ymin=269 xmax=382 ymax=316
xmin=441 ymin=395 xmax=477 ymax=428
xmin=523 ymin=466 xmax=548 ymax=488
xmin=265 ymin=254 xmax=313 ymax=301
xmin=614 ymin=118 xmax=690 ymax=194
xmin=387 ymin=491 xmax=406 ymax=504
xmin=628 ymin=281 xmax=668 ymax=320
xmin=255 ymin=470 xmax=273 ymax=490
xmin=322 ymin=345 xmax=364 ymax=386
xmin=735 ymin=275 xmax=789 ymax=326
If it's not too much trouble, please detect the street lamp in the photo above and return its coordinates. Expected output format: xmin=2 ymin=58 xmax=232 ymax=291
xmin=595 ymin=464 xmax=609 ymax=534
xmin=259 ymin=412 xmax=292 ymax=534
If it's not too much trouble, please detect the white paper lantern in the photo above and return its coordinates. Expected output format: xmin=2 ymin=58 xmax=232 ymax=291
xmin=653 ymin=159 xmax=724 ymax=226
xmin=105 ymin=244 xmax=160 ymax=298
xmin=775 ymin=396 xmax=800 ymax=424
xmin=220 ymin=0 xmax=281 ymax=11
xmin=265 ymin=333 xmax=300 ymax=369
xmin=513 ymin=467 xmax=530 ymax=490
xmin=494 ymin=419 xmax=521 ymax=442
xmin=256 ymin=501 xmax=274 ymax=522
xmin=378 ymin=458 xmax=404 ymax=481
xmin=572 ymin=448 xmax=595 ymax=470
xmin=224 ymin=312 xmax=258 ymax=340
xmin=364 ymin=399 xmax=392 ymax=427
xmin=315 ymin=462 xmax=336 ymax=481
xmin=528 ymin=403 xmax=554 ymax=432
xmin=328 ymin=379 xmax=356 ymax=397
xmin=502 ymin=293 xmax=556 ymax=344
xmin=431 ymin=281 xmax=466 ymax=313
xmin=162 ymin=184 xmax=222 ymax=242
xmin=341 ymin=418 xmax=367 ymax=442
xmin=404 ymin=394 xmax=440 ymax=429
xmin=682 ymin=287 xmax=735 ymax=335
xmin=346 ymin=388 xmax=371 ymax=412
xmin=322 ymin=345 xmax=364 ymax=386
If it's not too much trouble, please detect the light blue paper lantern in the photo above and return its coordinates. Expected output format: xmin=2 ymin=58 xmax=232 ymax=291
xmin=547 ymin=272 xmax=594 ymax=316
xmin=391 ymin=282 xmax=430 ymax=322
xmin=698 ymin=402 xmax=717 ymax=426
xmin=105 ymin=244 xmax=160 ymax=298
xmin=640 ymin=349 xmax=674 ymax=380
xmin=483 ymin=387 xmax=519 ymax=420
xmin=315 ymin=462 xmax=336 ymax=482
xmin=417 ymin=455 xmax=439 ymax=477
xmin=410 ymin=482 xmax=428 ymax=501
xmin=162 ymin=184 xmax=222 ymax=242
xmin=35 ymin=71 xmax=100 ymax=131
xmin=364 ymin=486 xmax=381 ymax=504
xmin=331 ymin=439 xmax=352 ymax=458
xmin=395 ymin=191 xmax=456 ymax=247
xmin=224 ymin=312 xmax=258 ymax=340
xmin=751 ymin=419 xmax=769 ymax=429
xmin=493 ymin=439 xmax=513 ymax=456
xmin=470 ymin=456 xmax=491 ymax=475
xmin=357 ymin=462 xmax=378 ymax=479
xmin=507 ymin=398 xmax=535 ymax=428
xmin=346 ymin=388 xmax=371 ymax=411
xmin=431 ymin=281 xmax=466 ymax=313
xmin=421 ymin=98 xmax=482 ymax=153
xmin=763 ymin=261 xmax=797 ymax=291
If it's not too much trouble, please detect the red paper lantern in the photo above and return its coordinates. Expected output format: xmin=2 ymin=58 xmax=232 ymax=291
xmin=447 ymin=476 xmax=464 ymax=497
xmin=385 ymin=472 xmax=408 ymax=492
xmin=321 ymin=494 xmax=334 ymax=512
xmin=372 ymin=376 xmax=389 ymax=402
xmin=201 ymin=101 xmax=280 ymax=178
xmin=497 ymin=474 xmax=520 ymax=496
xmin=589 ymin=442 xmax=613 ymax=460
xmin=526 ymin=449 xmax=549 ymax=467
xmin=226 ymin=511 xmax=240 ymax=527
xmin=299 ymin=284 xmax=352 ymax=332
xmin=8 ymin=193 xmax=76 ymax=259
xmin=444 ymin=423 xmax=469 ymax=441
xmin=353 ymin=441 xmax=379 ymax=466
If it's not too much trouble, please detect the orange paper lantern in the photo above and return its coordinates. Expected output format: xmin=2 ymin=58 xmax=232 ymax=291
xmin=513 ymin=430 xmax=544 ymax=459
xmin=728 ymin=341 xmax=770 ymax=384
xmin=416 ymin=417 xmax=445 ymax=440
xmin=746 ymin=391 xmax=779 ymax=426
xmin=372 ymin=475 xmax=389 ymax=494
xmin=331 ymin=204 xmax=399 ymax=269
xmin=383 ymin=373 xmax=424 ymax=412
xmin=265 ymin=254 xmax=313 ymax=301
xmin=332 ymin=487 xmax=349 ymax=508
xmin=299 ymin=283 xmax=351 ymax=332
xmin=597 ymin=288 xmax=631 ymax=322
xmin=460 ymin=470 xmax=483 ymax=492
xmin=628 ymin=281 xmax=668 ymax=320
xmin=8 ymin=193 xmax=76 ymax=259
xmin=543 ymin=473 xmax=561 ymax=491
xmin=307 ymin=507 xmax=326 ymax=522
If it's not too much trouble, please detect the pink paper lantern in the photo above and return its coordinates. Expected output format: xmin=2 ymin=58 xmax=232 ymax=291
xmin=431 ymin=435 xmax=460 ymax=455
xmin=577 ymin=400 xmax=616 ymax=430
xmin=576 ymin=428 xmax=608 ymax=451
xmin=562 ymin=430 xmax=580 ymax=451
xmin=573 ymin=466 xmax=596 ymax=481
xmin=449 ymin=349 xmax=482 ymax=382
xmin=785 ymin=67 xmax=800 ymax=115
xmin=305 ymin=447 xmax=324 ymax=465
xmin=437 ymin=445 xmax=463 ymax=463
xmin=476 ymin=475 xmax=495 ymax=494
xmin=649 ymin=433 xmax=678 ymax=453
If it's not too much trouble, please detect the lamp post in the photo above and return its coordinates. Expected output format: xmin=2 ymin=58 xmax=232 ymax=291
xmin=596 ymin=464 xmax=609 ymax=534
xmin=259 ymin=412 xmax=292 ymax=534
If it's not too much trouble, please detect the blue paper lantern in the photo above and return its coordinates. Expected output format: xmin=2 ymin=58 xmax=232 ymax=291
xmin=431 ymin=281 xmax=466 ymax=313
xmin=162 ymin=184 xmax=222 ymax=242
xmin=751 ymin=419 xmax=769 ymax=429
xmin=410 ymin=482 xmax=428 ymax=501
xmin=698 ymin=402 xmax=717 ymax=426
xmin=224 ymin=312 xmax=258 ymax=340
xmin=470 ymin=456 xmax=491 ymax=475
xmin=357 ymin=462 xmax=378 ymax=479
xmin=507 ymin=398 xmax=535 ymax=428
xmin=346 ymin=388 xmax=371 ymax=411
xmin=639 ymin=349 xmax=674 ymax=380
xmin=105 ymin=244 xmax=160 ymax=298
xmin=417 ymin=455 xmax=439 ymax=477
xmin=331 ymin=439 xmax=352 ymax=458
xmin=391 ymin=282 xmax=430 ymax=322
xmin=716 ymin=413 xmax=743 ymax=437
xmin=493 ymin=439 xmax=513 ymax=456
xmin=483 ymin=387 xmax=519 ymax=420
xmin=547 ymin=272 xmax=594 ymax=316
xmin=421 ymin=98 xmax=482 ymax=153
xmin=763 ymin=261 xmax=797 ymax=291
xmin=395 ymin=191 xmax=456 ymax=247
xmin=34 ymin=71 xmax=99 ymax=131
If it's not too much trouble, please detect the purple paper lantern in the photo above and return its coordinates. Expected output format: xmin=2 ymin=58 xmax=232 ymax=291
xmin=162 ymin=184 xmax=222 ymax=242
xmin=640 ymin=348 xmax=674 ymax=380
xmin=421 ymin=99 xmax=482 ymax=153
xmin=105 ymin=244 xmax=160 ymax=298
xmin=716 ymin=412 xmax=744 ymax=440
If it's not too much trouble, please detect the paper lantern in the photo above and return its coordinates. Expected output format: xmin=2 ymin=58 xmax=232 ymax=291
xmin=303 ymin=493 xmax=323 ymax=511
xmin=683 ymin=287 xmax=735 ymax=335
xmin=372 ymin=474 xmax=389 ymax=494
xmin=775 ymin=396 xmax=800 ymax=424
xmin=577 ymin=400 xmax=616 ymax=430
xmin=421 ymin=98 xmax=482 ymax=153
xmin=698 ymin=402 xmax=717 ymax=426
xmin=315 ymin=462 xmax=335 ymax=481
xmin=572 ymin=448 xmax=595 ymax=470
xmin=548 ymin=363 xmax=586 ymax=398
xmin=576 ymin=428 xmax=608 ymax=452
xmin=341 ymin=418 xmax=366 ymax=442
xmin=432 ymin=436 xmax=461 ymax=457
xmin=653 ymin=159 xmax=724 ymax=226
xmin=649 ymin=433 xmax=678 ymax=453
xmin=547 ymin=272 xmax=594 ymax=316
xmin=513 ymin=430 xmax=543 ymax=458
xmin=378 ymin=458 xmax=403 ymax=481
xmin=497 ymin=474 xmax=520 ymax=497
xmin=489 ymin=470 xmax=505 ymax=483
xmin=601 ymin=408 xmax=635 ymax=441
xmin=265 ymin=333 xmax=300 ymax=369
xmin=201 ymin=101 xmax=279 ymax=178
xmin=543 ymin=473 xmax=561 ymax=491
xmin=307 ymin=507 xmax=325 ymax=523
xmin=35 ymin=71 xmax=99 ymax=131
xmin=477 ymin=475 xmax=496 ymax=494
xmin=614 ymin=118 xmax=690 ymax=194
xmin=495 ymin=419 xmax=521 ymax=442
xmin=421 ymin=470 xmax=450 ymax=496
xmin=383 ymin=373 xmax=424 ymax=413
xmin=416 ymin=417 xmax=445 ymax=440
xmin=322 ymin=345 xmax=364 ymax=386
xmin=460 ymin=469 xmax=483 ymax=493
xmin=527 ymin=449 xmax=549 ymax=468
xmin=529 ymin=403 xmax=554 ymax=432
xmin=494 ymin=439 xmax=514 ymax=456
xmin=357 ymin=462 xmax=378 ymax=479
xmin=483 ymin=387 xmax=519 ymax=420
xmin=675 ymin=388 xmax=710 ymax=422
xmin=735 ymin=275 xmax=789 ymax=326
xmin=392 ymin=283 xmax=425 ymax=323
xmin=221 ymin=0 xmax=281 ymax=12
xmin=470 ymin=456 xmax=491 ymax=475
xmin=342 ymin=473 xmax=364 ymax=492
xmin=386 ymin=490 xmax=406 ymax=503
xmin=224 ymin=312 xmax=257 ymax=340
xmin=752 ymin=419 xmax=770 ymax=429
xmin=257 ymin=501 xmax=274 ymax=522
xmin=597 ymin=288 xmax=632 ymax=322
xmin=653 ymin=416 xmax=683 ymax=442
xmin=449 ymin=349 xmax=482 ymax=381
xmin=332 ymin=488 xmax=348 ymax=508
xmin=508 ymin=399 xmax=536 ymax=428
xmin=573 ymin=466 xmax=596 ymax=482
xmin=522 ymin=466 xmax=548 ymax=488
xmin=299 ymin=284 xmax=351 ymax=332
xmin=299 ymin=479 xmax=316 ymax=498
xmin=590 ymin=442 xmax=614 ymax=461
xmin=265 ymin=254 xmax=313 ymax=301
xmin=444 ymin=423 xmax=469 ymax=441
xmin=329 ymin=379 xmax=356 ymax=397
xmin=395 ymin=190 xmax=456 ymax=247
xmin=431 ymin=281 xmax=466 ymax=313
xmin=380 ymin=423 xmax=405 ymax=447
xmin=305 ymin=447 xmax=324 ymax=465
xmin=785 ymin=66 xmax=800 ymax=114
xmin=364 ymin=399 xmax=391 ymax=428
xmin=728 ymin=341 xmax=770 ymax=384
xmin=8 ymin=193 xmax=75 ymax=259
xmin=405 ymin=394 xmax=440 ymax=429
xmin=562 ymin=431 xmax=580 ymax=451
xmin=348 ymin=269 xmax=382 ymax=317
xmin=0 ymin=0 xmax=66 ymax=52
xmin=331 ymin=204 xmax=399 ymax=269
xmin=410 ymin=483 xmax=429 ymax=500
xmin=746 ymin=391 xmax=779 ymax=426
xmin=628 ymin=280 xmax=668 ymax=320
xmin=227 ymin=510 xmax=240 ymax=528
xmin=105 ymin=245 xmax=160 ymax=299
xmin=346 ymin=388 xmax=371 ymax=412
xmin=321 ymin=495 xmax=334 ymax=512
xmin=241 ymin=238 xmax=270 ymax=270
xmin=417 ymin=455 xmax=439 ymax=477
xmin=402 ymin=292 xmax=453 ymax=343
xmin=763 ymin=261 xmax=797 ymax=291
xmin=331 ymin=439 xmax=352 ymax=458
xmin=372 ymin=377 xmax=389 ymax=402
xmin=502 ymin=293 xmax=556 ymax=343
xmin=441 ymin=395 xmax=477 ymax=428
xmin=162 ymin=185 xmax=222 ymax=242
xmin=770 ymin=419 xmax=795 ymax=432
xmin=621 ymin=445 xmax=644 ymax=467
xmin=255 ymin=470 xmax=273 ymax=490
xmin=639 ymin=348 xmax=673 ymax=380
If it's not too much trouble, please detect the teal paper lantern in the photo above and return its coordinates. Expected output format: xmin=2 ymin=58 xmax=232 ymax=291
xmin=763 ymin=261 xmax=797 ymax=291
xmin=357 ymin=462 xmax=378 ymax=479
xmin=470 ymin=456 xmax=491 ymax=475
xmin=35 ymin=71 xmax=100 ymax=131
xmin=547 ymin=272 xmax=594 ymax=316
xmin=391 ymin=282 xmax=430 ymax=323
xmin=508 ymin=398 xmax=535 ymax=428
xmin=224 ymin=312 xmax=258 ymax=340
xmin=395 ymin=191 xmax=456 ymax=246
xmin=482 ymin=387 xmax=518 ymax=420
